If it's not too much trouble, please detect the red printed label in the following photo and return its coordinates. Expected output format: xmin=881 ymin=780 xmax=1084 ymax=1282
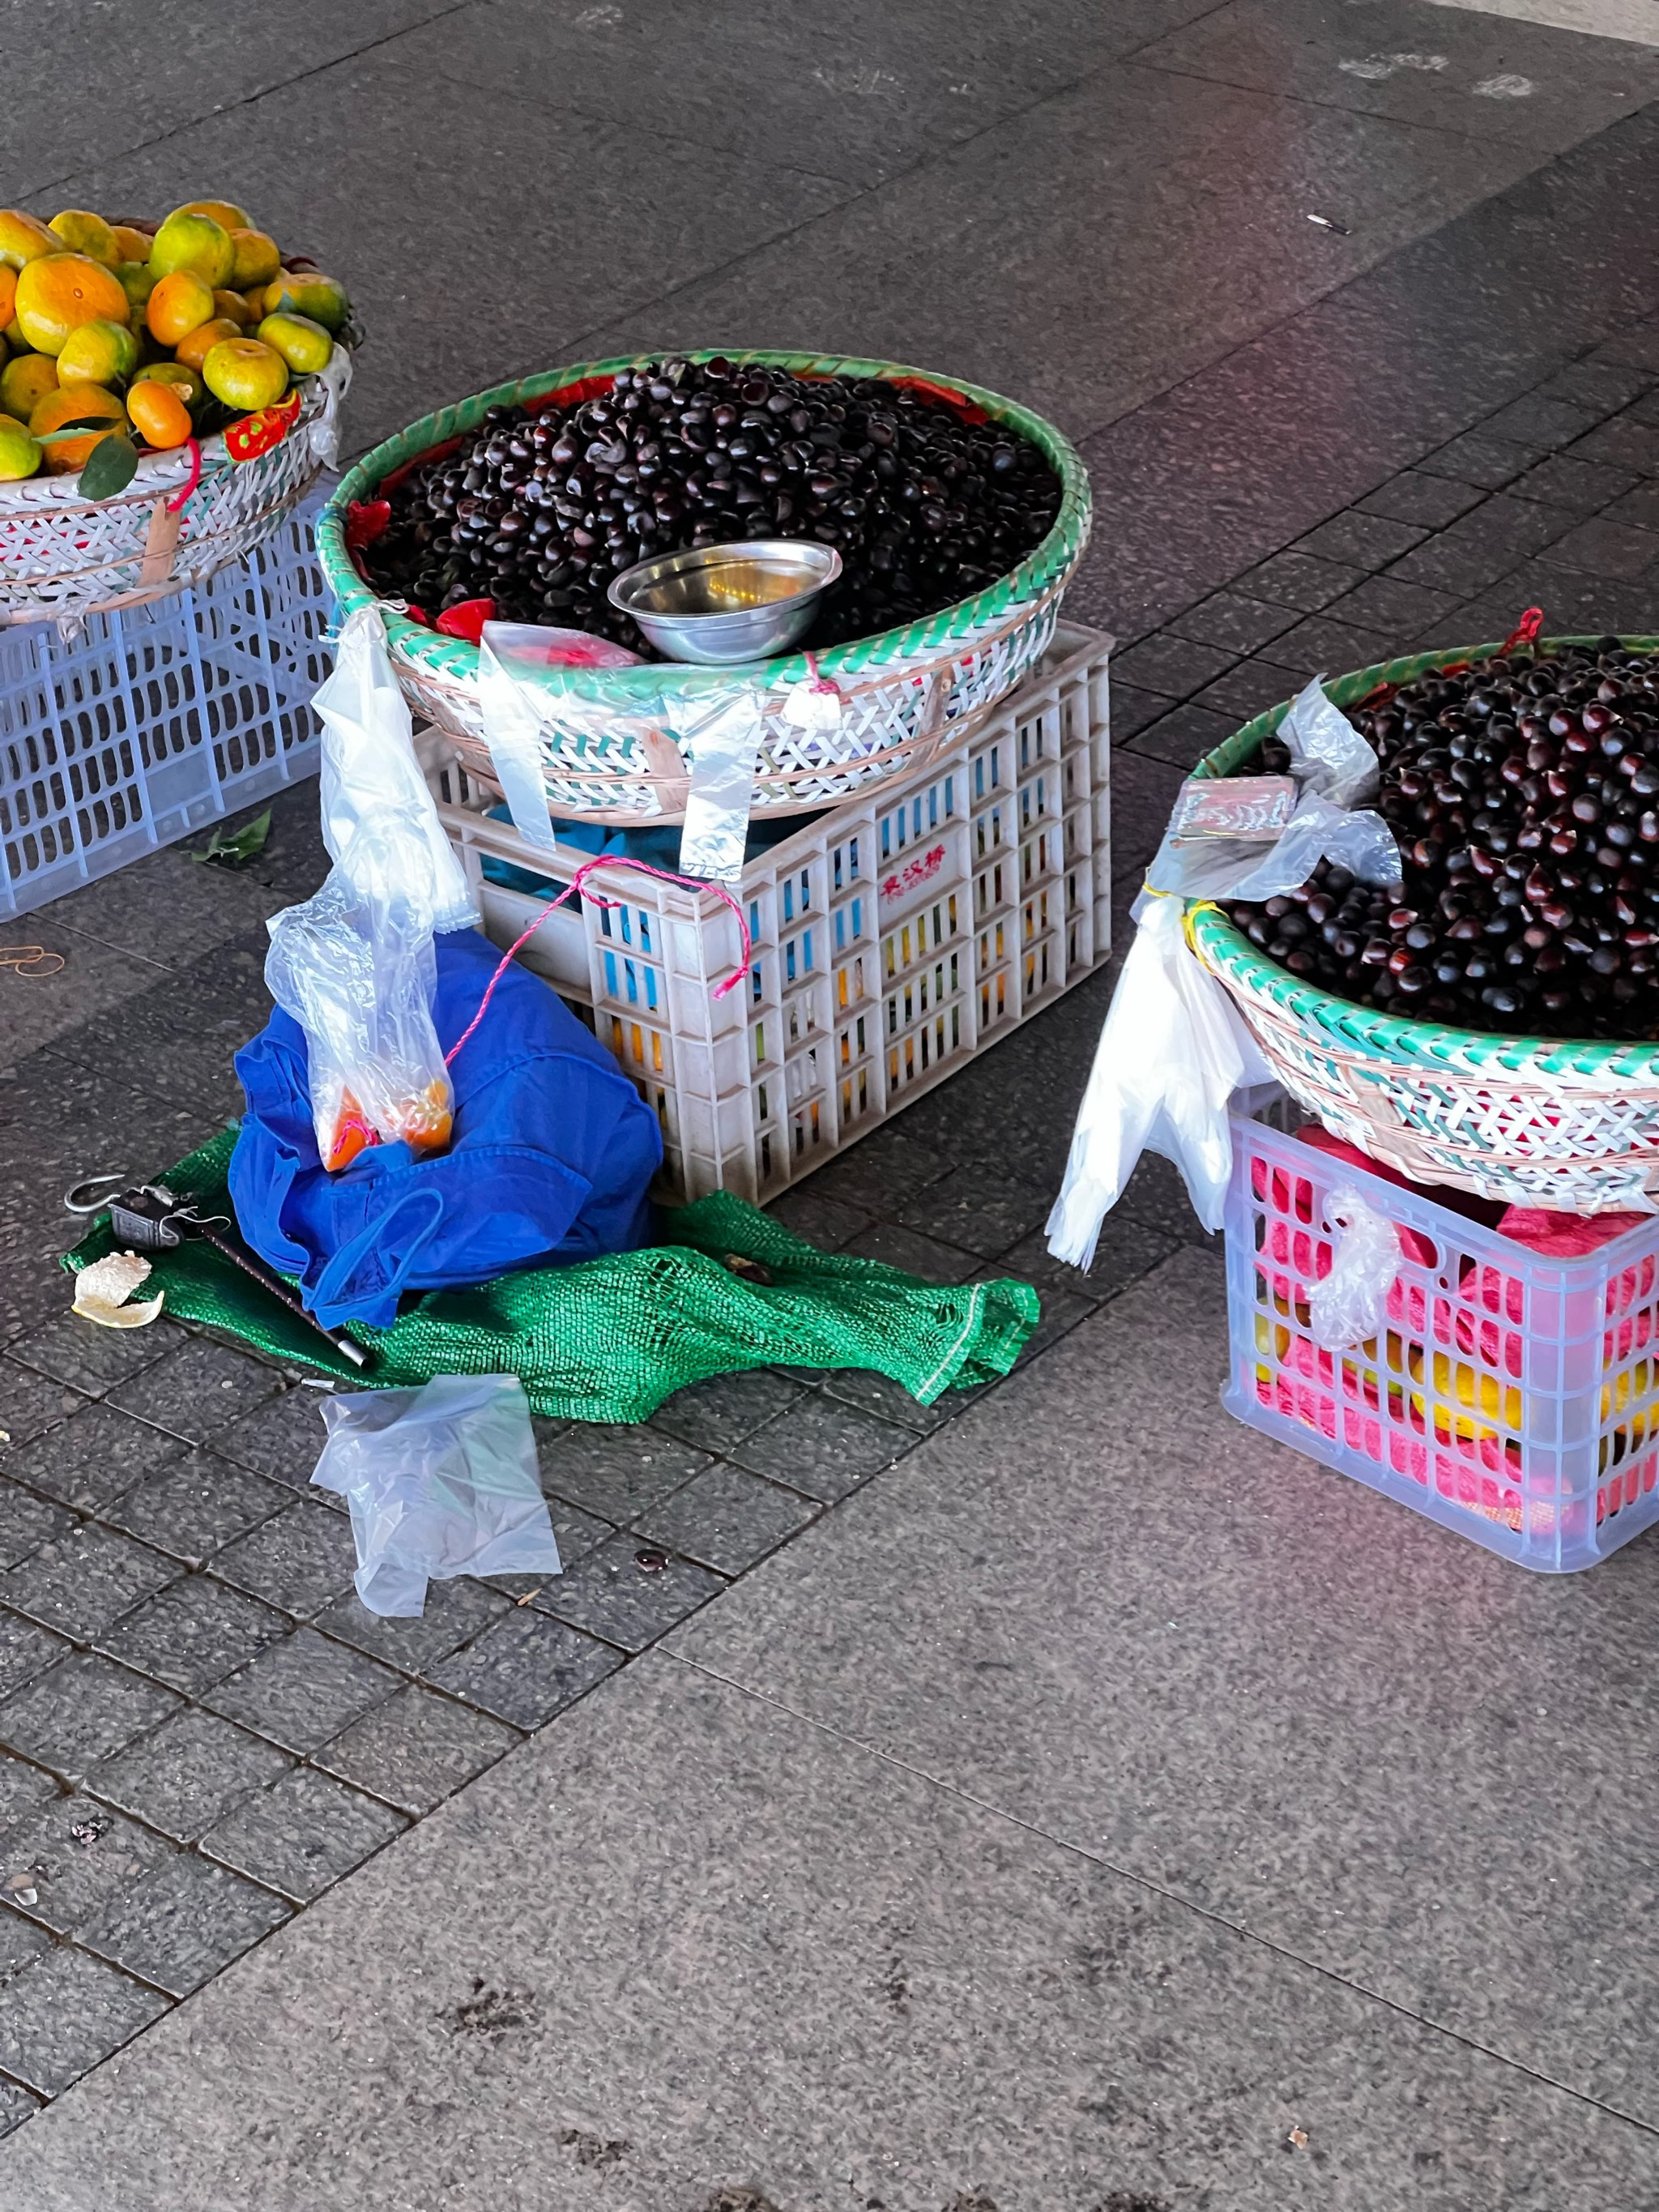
xmin=881 ymin=843 xmax=947 ymax=902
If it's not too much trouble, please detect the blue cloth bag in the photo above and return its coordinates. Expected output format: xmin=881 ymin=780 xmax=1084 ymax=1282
xmin=230 ymin=927 xmax=662 ymax=1330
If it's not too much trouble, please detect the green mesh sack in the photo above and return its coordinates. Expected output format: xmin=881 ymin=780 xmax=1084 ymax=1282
xmin=63 ymin=1129 xmax=1038 ymax=1423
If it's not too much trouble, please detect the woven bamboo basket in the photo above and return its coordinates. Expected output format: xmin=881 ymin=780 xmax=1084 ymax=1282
xmin=1188 ymin=633 xmax=1659 ymax=1215
xmin=315 ymin=349 xmax=1091 ymax=822
xmin=0 ymin=350 xmax=350 ymax=624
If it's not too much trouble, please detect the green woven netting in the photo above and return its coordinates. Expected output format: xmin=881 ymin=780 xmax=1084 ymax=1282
xmin=62 ymin=1129 xmax=1038 ymax=1422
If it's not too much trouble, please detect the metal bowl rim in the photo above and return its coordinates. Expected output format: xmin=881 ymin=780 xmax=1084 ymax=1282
xmin=608 ymin=538 xmax=843 ymax=619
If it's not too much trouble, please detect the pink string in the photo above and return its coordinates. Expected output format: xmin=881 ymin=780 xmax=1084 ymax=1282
xmin=803 ymin=650 xmax=842 ymax=698
xmin=446 ymin=852 xmax=753 ymax=1070
xmin=165 ymin=439 xmax=203 ymax=515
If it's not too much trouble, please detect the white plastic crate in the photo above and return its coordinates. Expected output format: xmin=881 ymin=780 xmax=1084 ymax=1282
xmin=1 ymin=490 xmax=331 ymax=919
xmin=1225 ymin=1104 xmax=1659 ymax=1573
xmin=422 ymin=620 xmax=1111 ymax=1203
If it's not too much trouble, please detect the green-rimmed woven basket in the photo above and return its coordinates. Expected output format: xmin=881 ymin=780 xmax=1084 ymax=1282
xmin=317 ymin=349 xmax=1091 ymax=822
xmin=1188 ymin=633 xmax=1659 ymax=1214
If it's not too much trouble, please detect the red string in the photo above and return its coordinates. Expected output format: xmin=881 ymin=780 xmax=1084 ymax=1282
xmin=165 ymin=438 xmax=203 ymax=515
xmin=1500 ymin=606 xmax=1545 ymax=657
xmin=445 ymin=852 xmax=753 ymax=1070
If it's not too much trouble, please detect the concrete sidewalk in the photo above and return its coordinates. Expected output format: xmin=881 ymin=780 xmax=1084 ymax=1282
xmin=6 ymin=0 xmax=1659 ymax=2201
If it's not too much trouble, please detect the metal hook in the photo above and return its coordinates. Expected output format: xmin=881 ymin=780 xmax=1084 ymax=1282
xmin=62 ymin=1174 xmax=130 ymax=1215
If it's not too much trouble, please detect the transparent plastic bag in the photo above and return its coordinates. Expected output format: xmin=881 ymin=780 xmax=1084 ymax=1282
xmin=1049 ymin=676 xmax=1402 ymax=1258
xmin=311 ymin=1373 xmax=561 ymax=1616
xmin=265 ymin=606 xmax=477 ymax=1170
xmin=476 ymin=629 xmax=766 ymax=882
xmin=1307 ymin=1183 xmax=1401 ymax=1350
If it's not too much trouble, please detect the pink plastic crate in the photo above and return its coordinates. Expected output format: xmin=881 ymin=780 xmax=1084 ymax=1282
xmin=1223 ymin=1108 xmax=1659 ymax=1572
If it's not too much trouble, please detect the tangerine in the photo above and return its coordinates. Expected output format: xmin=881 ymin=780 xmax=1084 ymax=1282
xmin=174 ymin=316 xmax=241 ymax=371
xmin=0 ymin=351 xmax=56 ymax=420
xmin=126 ymin=379 xmax=193 ymax=450
xmin=255 ymin=310 xmax=333 ymax=374
xmin=0 ymin=413 xmax=41 ymax=480
xmin=0 ymin=267 xmax=14 ymax=329
xmin=175 ymin=199 xmax=251 ymax=233
xmin=30 ymin=382 xmax=125 ymax=474
xmin=116 ymin=262 xmax=156 ymax=313
xmin=57 ymin=318 xmax=139 ymax=386
xmin=0 ymin=211 xmax=59 ymax=270
xmin=132 ymin=361 xmax=203 ymax=404
xmin=48 ymin=211 xmax=120 ymax=267
xmin=211 ymin=288 xmax=255 ymax=329
xmin=109 ymin=224 xmax=154 ymax=263
xmin=263 ymin=271 xmax=348 ymax=331
xmin=228 ymin=228 xmax=281 ymax=289
xmin=146 ymin=268 xmax=215 ymax=346
xmin=14 ymin=252 xmax=130 ymax=355
xmin=148 ymin=209 xmax=235 ymax=288
xmin=202 ymin=336 xmax=288 ymax=409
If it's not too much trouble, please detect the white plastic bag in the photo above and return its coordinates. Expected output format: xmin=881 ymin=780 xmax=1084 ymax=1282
xmin=1048 ymin=676 xmax=1401 ymax=1259
xmin=265 ymin=606 xmax=477 ymax=1169
xmin=312 ymin=1373 xmax=561 ymax=1616
xmin=1307 ymin=1184 xmax=1401 ymax=1350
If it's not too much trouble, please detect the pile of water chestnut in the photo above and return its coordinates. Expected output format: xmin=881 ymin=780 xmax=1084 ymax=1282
xmin=1223 ymin=638 xmax=1659 ymax=1038
xmin=359 ymin=355 xmax=1064 ymax=654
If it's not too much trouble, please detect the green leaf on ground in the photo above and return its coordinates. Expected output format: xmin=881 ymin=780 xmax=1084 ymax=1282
xmin=194 ymin=807 xmax=271 ymax=869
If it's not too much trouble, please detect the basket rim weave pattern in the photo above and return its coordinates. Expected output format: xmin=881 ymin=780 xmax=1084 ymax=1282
xmin=1187 ymin=631 xmax=1659 ymax=1081
xmin=314 ymin=348 xmax=1090 ymax=702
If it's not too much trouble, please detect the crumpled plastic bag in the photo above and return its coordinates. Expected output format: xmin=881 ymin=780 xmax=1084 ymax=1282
xmin=1047 ymin=676 xmax=1402 ymax=1258
xmin=1307 ymin=1183 xmax=1402 ymax=1350
xmin=264 ymin=605 xmax=478 ymax=1171
xmin=311 ymin=1372 xmax=561 ymax=1616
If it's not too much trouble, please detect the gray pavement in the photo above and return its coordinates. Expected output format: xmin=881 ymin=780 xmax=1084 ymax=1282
xmin=6 ymin=0 xmax=1659 ymax=2201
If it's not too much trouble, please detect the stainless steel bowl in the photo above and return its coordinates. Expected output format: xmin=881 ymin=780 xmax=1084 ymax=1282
xmin=608 ymin=540 xmax=842 ymax=665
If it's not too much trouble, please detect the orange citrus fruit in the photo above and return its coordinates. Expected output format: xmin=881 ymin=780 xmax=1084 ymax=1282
xmin=116 ymin=261 xmax=156 ymax=312
xmin=148 ymin=210 xmax=235 ymax=288
xmin=229 ymin=228 xmax=281 ymax=289
xmin=174 ymin=316 xmax=241 ymax=370
xmin=126 ymin=378 xmax=194 ymax=450
xmin=14 ymin=253 xmax=131 ymax=355
xmin=133 ymin=360 xmax=203 ymax=402
xmin=255 ymin=310 xmax=333 ymax=374
xmin=109 ymin=224 xmax=154 ymax=263
xmin=175 ymin=199 xmax=250 ymax=233
xmin=49 ymin=211 xmax=120 ymax=267
xmin=0 ymin=211 xmax=59 ymax=270
xmin=57 ymin=317 xmax=139 ymax=386
xmin=0 ymin=267 xmax=14 ymax=329
xmin=211 ymin=288 xmax=254 ymax=328
xmin=202 ymin=336 xmax=288 ymax=409
xmin=0 ymin=412 xmax=42 ymax=480
xmin=262 ymin=271 xmax=348 ymax=331
xmin=0 ymin=351 xmax=56 ymax=420
xmin=147 ymin=268 xmax=215 ymax=346
xmin=30 ymin=381 xmax=125 ymax=473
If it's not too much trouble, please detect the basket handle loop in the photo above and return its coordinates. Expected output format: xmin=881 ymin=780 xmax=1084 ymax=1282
xmin=138 ymin=497 xmax=181 ymax=593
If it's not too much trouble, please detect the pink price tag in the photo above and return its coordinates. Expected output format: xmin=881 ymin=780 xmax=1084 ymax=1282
xmin=1169 ymin=775 xmax=1297 ymax=844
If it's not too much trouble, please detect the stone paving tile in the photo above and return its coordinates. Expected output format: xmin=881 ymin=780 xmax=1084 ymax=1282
xmin=0 ymin=1756 xmax=58 ymax=1844
xmin=6 ymin=1315 xmax=186 ymax=1401
xmin=1482 ymin=393 xmax=1602 ymax=451
xmin=1546 ymin=515 xmax=1659 ymax=579
xmin=0 ymin=1402 xmax=185 ymax=1513
xmin=1607 ymin=480 xmax=1659 ymax=532
xmin=1165 ymin=589 xmax=1299 ymax=655
xmin=0 ymin=1482 xmax=74 ymax=1573
xmin=314 ymin=1686 xmax=522 ymax=1816
xmin=1107 ymin=632 xmax=1235 ymax=701
xmin=0 ymin=2078 xmax=41 ymax=2137
xmin=79 ymin=1854 xmax=289 ymax=1999
xmin=842 ymin=1223 xmax=980 ymax=1285
xmin=1231 ymin=548 xmax=1366 ymax=610
xmin=799 ymin=1126 xmax=946 ymax=1215
xmin=0 ymin=1655 xmax=179 ymax=1779
xmin=1003 ymin=1215 xmax=1186 ymax=1312
xmin=89 ymin=1708 xmax=292 ymax=1841
xmin=1124 ymin=698 xmax=1236 ymax=770
xmin=1536 ymin=358 xmax=1654 ymax=414
xmin=1192 ymin=655 xmax=1304 ymax=723
xmin=205 ymin=1629 xmax=400 ymax=1757
xmin=430 ymin=1612 xmax=623 ymax=1732
xmin=1323 ymin=572 xmax=1466 ymax=638
xmin=312 ymin=1576 xmax=510 ymax=1675
xmin=100 ymin=1451 xmax=290 ymax=1564
xmin=763 ymin=1184 xmax=872 ymax=1251
xmin=0 ymin=1794 xmax=176 ymax=1937
xmin=107 ymin=1339 xmax=284 ymax=1445
xmin=201 ymin=1765 xmax=407 ymax=1902
xmin=1354 ymin=470 xmax=1486 ymax=530
xmin=0 ymin=1945 xmax=168 ymax=2096
xmin=97 ymin=1578 xmax=292 ymax=1698
xmin=1096 ymin=680 xmax=1168 ymax=744
xmin=893 ymin=1161 xmax=1052 ymax=1259
xmin=634 ymin=1463 xmax=819 ymax=1576
xmin=0 ymin=1363 xmax=90 ymax=1449
xmin=728 ymin=1394 xmax=918 ymax=1505
xmin=1261 ymin=610 xmax=1397 ymax=677
xmin=540 ymin=1496 xmax=616 ymax=1566
xmin=1570 ymin=413 xmax=1659 ymax=474
xmin=210 ymin=1501 xmax=359 ymax=1618
xmin=1388 ymin=493 xmax=1572 ymax=594
xmin=821 ymin=1367 xmax=953 ymax=1434
xmin=0 ymin=1615 xmax=79 ymax=1708
xmin=1508 ymin=453 xmax=1642 ymax=515
xmin=207 ymin=1385 xmax=331 ymax=1495
xmin=529 ymin=1424 xmax=710 ymax=1528
xmin=0 ymin=1522 xmax=179 ymax=1642
xmin=650 ymin=1368 xmax=806 ymax=1454
xmin=1292 ymin=509 xmax=1427 ymax=569
xmin=1415 ymin=429 xmax=1542 ymax=489
xmin=0 ymin=1262 xmax=66 ymax=1364
xmin=531 ymin=1536 xmax=725 ymax=1655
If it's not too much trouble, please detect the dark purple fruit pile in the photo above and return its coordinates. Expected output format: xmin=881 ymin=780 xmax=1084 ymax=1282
xmin=361 ymin=356 xmax=1064 ymax=655
xmin=1225 ymin=638 xmax=1659 ymax=1039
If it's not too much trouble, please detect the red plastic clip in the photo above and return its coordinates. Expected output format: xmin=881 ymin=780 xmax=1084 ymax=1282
xmin=434 ymin=598 xmax=497 ymax=645
xmin=344 ymin=498 xmax=392 ymax=552
xmin=1500 ymin=606 xmax=1546 ymax=658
